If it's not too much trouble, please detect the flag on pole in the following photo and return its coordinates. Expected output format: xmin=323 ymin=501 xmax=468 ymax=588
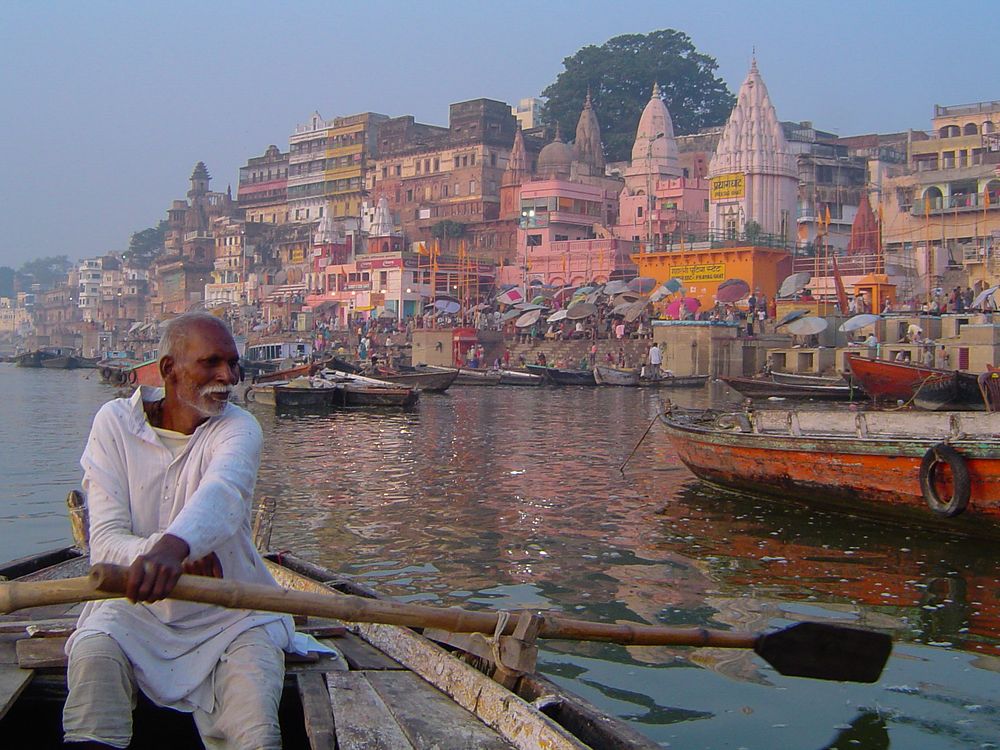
xmin=824 ymin=205 xmax=832 ymax=230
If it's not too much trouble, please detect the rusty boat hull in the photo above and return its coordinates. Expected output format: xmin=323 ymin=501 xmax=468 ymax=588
xmin=660 ymin=407 xmax=1000 ymax=536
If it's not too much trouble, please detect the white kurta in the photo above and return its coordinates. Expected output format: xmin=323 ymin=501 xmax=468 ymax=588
xmin=68 ymin=386 xmax=295 ymax=713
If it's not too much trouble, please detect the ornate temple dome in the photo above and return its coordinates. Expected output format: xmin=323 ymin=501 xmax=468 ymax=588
xmin=537 ymin=126 xmax=574 ymax=178
xmin=630 ymin=83 xmax=679 ymax=173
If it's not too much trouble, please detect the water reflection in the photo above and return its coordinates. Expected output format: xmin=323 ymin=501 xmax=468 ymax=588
xmin=4 ymin=365 xmax=1000 ymax=748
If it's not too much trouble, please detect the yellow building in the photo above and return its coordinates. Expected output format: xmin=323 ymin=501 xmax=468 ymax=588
xmin=633 ymin=243 xmax=788 ymax=311
xmin=882 ymin=101 xmax=1000 ymax=292
xmin=288 ymin=111 xmax=388 ymax=223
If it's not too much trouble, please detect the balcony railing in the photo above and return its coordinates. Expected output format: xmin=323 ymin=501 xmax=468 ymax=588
xmin=911 ymin=192 xmax=999 ymax=215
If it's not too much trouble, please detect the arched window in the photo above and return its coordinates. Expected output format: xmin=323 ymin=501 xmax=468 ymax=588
xmin=963 ymin=123 xmax=979 ymax=135
xmin=923 ymin=186 xmax=943 ymax=211
xmin=983 ymin=121 xmax=996 ymax=134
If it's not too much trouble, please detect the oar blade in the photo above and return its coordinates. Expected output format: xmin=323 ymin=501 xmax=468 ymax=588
xmin=754 ymin=622 xmax=892 ymax=683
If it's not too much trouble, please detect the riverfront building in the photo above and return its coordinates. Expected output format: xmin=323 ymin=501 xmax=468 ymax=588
xmin=238 ymin=145 xmax=289 ymax=225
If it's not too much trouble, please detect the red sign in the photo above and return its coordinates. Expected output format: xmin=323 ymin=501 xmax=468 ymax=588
xmin=356 ymin=257 xmax=403 ymax=270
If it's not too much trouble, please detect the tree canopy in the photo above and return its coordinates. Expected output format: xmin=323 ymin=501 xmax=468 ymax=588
xmin=125 ymin=221 xmax=167 ymax=268
xmin=541 ymin=30 xmax=736 ymax=163
xmin=17 ymin=255 xmax=72 ymax=289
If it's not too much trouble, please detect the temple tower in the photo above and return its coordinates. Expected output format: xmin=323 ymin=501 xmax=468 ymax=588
xmin=624 ymin=83 xmax=682 ymax=194
xmin=573 ymin=91 xmax=605 ymax=173
xmin=707 ymin=59 xmax=797 ymax=240
xmin=500 ymin=127 xmax=528 ymax=221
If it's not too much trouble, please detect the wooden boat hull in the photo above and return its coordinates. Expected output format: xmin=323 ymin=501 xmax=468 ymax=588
xmin=593 ymin=365 xmax=640 ymax=386
xmin=248 ymin=384 xmax=339 ymax=409
xmin=525 ymin=364 xmax=596 ymax=386
xmin=721 ymin=376 xmax=859 ymax=401
xmin=341 ymin=384 xmax=419 ymax=408
xmin=127 ymin=359 xmax=163 ymax=388
xmin=847 ymin=354 xmax=982 ymax=408
xmin=39 ymin=355 xmax=80 ymax=369
xmin=453 ymin=368 xmax=503 ymax=386
xmin=253 ymin=362 xmax=318 ymax=384
xmin=639 ymin=374 xmax=709 ymax=388
xmin=376 ymin=368 xmax=458 ymax=393
xmin=497 ymin=369 xmax=543 ymax=386
xmin=15 ymin=351 xmax=49 ymax=368
xmin=770 ymin=371 xmax=847 ymax=386
xmin=660 ymin=407 xmax=1000 ymax=535
xmin=0 ymin=543 xmax=655 ymax=749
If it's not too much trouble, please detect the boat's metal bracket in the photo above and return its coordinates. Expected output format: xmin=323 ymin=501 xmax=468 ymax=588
xmin=787 ymin=411 xmax=802 ymax=437
xmin=855 ymin=413 xmax=869 ymax=438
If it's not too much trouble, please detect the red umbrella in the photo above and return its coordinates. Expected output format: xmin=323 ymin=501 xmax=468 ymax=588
xmin=666 ymin=297 xmax=701 ymax=317
xmin=716 ymin=279 xmax=750 ymax=304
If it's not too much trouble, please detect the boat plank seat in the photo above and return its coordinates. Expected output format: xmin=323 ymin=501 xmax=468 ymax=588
xmin=0 ymin=639 xmax=33 ymax=721
xmin=332 ymin=632 xmax=405 ymax=671
xmin=327 ymin=670 xmax=515 ymax=749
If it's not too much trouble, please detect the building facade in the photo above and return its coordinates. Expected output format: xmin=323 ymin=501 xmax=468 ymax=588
xmin=238 ymin=145 xmax=289 ymax=225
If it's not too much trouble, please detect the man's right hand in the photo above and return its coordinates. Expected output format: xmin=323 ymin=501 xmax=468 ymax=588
xmin=126 ymin=534 xmax=190 ymax=604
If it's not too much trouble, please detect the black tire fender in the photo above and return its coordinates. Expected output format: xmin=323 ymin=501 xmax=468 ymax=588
xmin=919 ymin=443 xmax=971 ymax=517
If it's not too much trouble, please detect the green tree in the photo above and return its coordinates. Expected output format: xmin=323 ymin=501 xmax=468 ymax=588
xmin=0 ymin=266 xmax=14 ymax=298
xmin=18 ymin=255 xmax=72 ymax=288
xmin=430 ymin=220 xmax=466 ymax=255
xmin=125 ymin=221 xmax=167 ymax=267
xmin=541 ymin=30 xmax=736 ymax=163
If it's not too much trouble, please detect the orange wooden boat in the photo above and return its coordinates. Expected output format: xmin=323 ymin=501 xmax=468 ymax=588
xmin=660 ymin=405 xmax=1000 ymax=537
xmin=846 ymin=353 xmax=982 ymax=409
xmin=253 ymin=361 xmax=320 ymax=384
xmin=125 ymin=358 xmax=163 ymax=387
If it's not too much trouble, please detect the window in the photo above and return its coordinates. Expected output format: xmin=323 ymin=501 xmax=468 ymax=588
xmin=395 ymin=165 xmax=401 ymax=176
xmin=318 ymin=207 xmax=324 ymax=217
xmin=470 ymin=153 xmax=476 ymax=165
xmin=462 ymin=156 xmax=468 ymax=167
xmin=406 ymin=189 xmax=413 ymax=201
xmin=637 ymin=206 xmax=643 ymax=218
xmin=470 ymin=180 xmax=476 ymax=194
xmin=554 ymin=234 xmax=568 ymax=241
xmin=454 ymin=182 xmax=460 ymax=195
xmin=433 ymin=158 xmax=440 ymax=171
xmin=415 ymin=161 xmax=421 ymax=174
xmin=490 ymin=152 xmax=497 ymax=167
xmin=526 ymin=234 xmax=542 ymax=246
xmin=382 ymin=167 xmax=388 ymax=178
xmin=442 ymin=184 xmax=448 ymax=197
xmin=454 ymin=157 xmax=460 ymax=168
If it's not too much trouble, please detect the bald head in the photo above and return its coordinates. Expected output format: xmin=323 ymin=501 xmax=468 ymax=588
xmin=158 ymin=312 xmax=234 ymax=363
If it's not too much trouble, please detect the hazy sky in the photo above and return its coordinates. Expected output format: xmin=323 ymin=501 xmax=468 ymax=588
xmin=1 ymin=0 xmax=995 ymax=268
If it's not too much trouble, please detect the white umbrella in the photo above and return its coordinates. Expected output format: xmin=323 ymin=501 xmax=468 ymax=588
xmin=514 ymin=302 xmax=545 ymax=311
xmin=602 ymin=280 xmax=629 ymax=296
xmin=515 ymin=309 xmax=542 ymax=328
xmin=566 ymin=302 xmax=598 ymax=319
xmin=547 ymin=309 xmax=569 ymax=322
xmin=624 ymin=300 xmax=649 ymax=323
xmin=839 ymin=314 xmax=881 ymax=332
xmin=786 ymin=316 xmax=828 ymax=336
xmin=971 ymin=285 xmax=1000 ymax=310
xmin=779 ymin=272 xmax=812 ymax=298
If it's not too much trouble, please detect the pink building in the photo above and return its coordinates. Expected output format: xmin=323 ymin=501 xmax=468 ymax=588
xmin=519 ymin=179 xmax=634 ymax=287
xmin=614 ymin=84 xmax=709 ymax=249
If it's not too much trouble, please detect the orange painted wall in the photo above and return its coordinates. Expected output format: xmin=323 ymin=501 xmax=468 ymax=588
xmin=633 ymin=245 xmax=790 ymax=309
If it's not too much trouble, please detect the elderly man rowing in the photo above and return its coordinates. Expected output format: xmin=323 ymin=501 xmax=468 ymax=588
xmin=64 ymin=312 xmax=293 ymax=749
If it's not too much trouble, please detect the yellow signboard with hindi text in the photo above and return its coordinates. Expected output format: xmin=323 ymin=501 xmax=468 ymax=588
xmin=669 ymin=263 xmax=726 ymax=283
xmin=709 ymin=173 xmax=745 ymax=202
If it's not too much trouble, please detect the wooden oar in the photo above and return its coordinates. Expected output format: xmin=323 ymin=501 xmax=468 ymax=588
xmin=0 ymin=563 xmax=892 ymax=683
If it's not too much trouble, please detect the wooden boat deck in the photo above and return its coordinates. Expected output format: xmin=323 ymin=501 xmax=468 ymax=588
xmin=1 ymin=547 xmax=656 ymax=749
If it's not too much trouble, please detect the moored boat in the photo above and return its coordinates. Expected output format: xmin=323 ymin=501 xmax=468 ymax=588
xmin=497 ymin=368 xmax=543 ymax=386
xmin=39 ymin=354 xmax=82 ymax=369
xmin=525 ymin=364 xmax=597 ymax=386
xmin=720 ymin=375 xmax=860 ymax=401
xmin=246 ymin=379 xmax=341 ymax=410
xmin=253 ymin=361 xmax=323 ymax=384
xmin=593 ymin=364 xmax=641 ymax=386
xmin=0 ymin=495 xmax=658 ymax=750
xmin=453 ymin=368 xmax=503 ymax=386
xmin=659 ymin=404 xmax=1000 ymax=536
xmin=846 ymin=353 xmax=983 ymax=409
xmin=373 ymin=365 xmax=459 ymax=393
xmin=639 ymin=374 xmax=710 ymax=388
xmin=126 ymin=358 xmax=164 ymax=388
xmin=770 ymin=371 xmax=848 ymax=387
xmin=321 ymin=370 xmax=420 ymax=408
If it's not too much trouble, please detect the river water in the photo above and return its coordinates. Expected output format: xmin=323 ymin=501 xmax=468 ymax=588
xmin=2 ymin=362 xmax=999 ymax=749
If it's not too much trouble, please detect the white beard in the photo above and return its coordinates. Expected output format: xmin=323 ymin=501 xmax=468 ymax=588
xmin=181 ymin=384 xmax=232 ymax=417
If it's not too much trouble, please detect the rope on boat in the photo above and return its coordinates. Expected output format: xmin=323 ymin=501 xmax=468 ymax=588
xmin=619 ymin=411 xmax=663 ymax=476
xmin=491 ymin=610 xmax=511 ymax=666
xmin=886 ymin=373 xmax=940 ymax=411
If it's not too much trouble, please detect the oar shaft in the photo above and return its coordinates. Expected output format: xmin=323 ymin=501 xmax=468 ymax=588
xmin=1 ymin=564 xmax=757 ymax=650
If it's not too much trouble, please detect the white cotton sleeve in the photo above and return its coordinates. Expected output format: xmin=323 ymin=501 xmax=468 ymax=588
xmin=83 ymin=406 xmax=163 ymax=565
xmin=164 ymin=413 xmax=263 ymax=561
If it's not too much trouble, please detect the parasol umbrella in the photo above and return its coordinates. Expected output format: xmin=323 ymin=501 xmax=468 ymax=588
xmin=624 ymin=300 xmax=650 ymax=323
xmin=585 ymin=292 xmax=600 ymax=305
xmin=778 ymin=272 xmax=812 ymax=299
xmin=614 ymin=291 xmax=642 ymax=304
xmin=786 ymin=316 xmax=828 ymax=336
xmin=496 ymin=288 xmax=523 ymax=306
xmin=666 ymin=297 xmax=701 ymax=317
xmin=566 ymin=302 xmax=597 ymax=320
xmin=610 ymin=302 xmax=633 ymax=317
xmin=664 ymin=277 xmax=684 ymax=293
xmin=501 ymin=309 xmax=521 ymax=322
xmin=575 ymin=285 xmax=595 ymax=295
xmin=839 ymin=314 xmax=881 ymax=332
xmin=514 ymin=309 xmax=542 ymax=328
xmin=602 ymin=280 xmax=629 ymax=296
xmin=514 ymin=302 xmax=545 ymax=311
xmin=378 ymin=309 xmax=396 ymax=320
xmin=553 ymin=286 xmax=578 ymax=302
xmin=716 ymin=279 xmax=751 ymax=303
xmin=627 ymin=276 xmax=658 ymax=294
xmin=971 ymin=285 xmax=1000 ymax=310
xmin=650 ymin=284 xmax=672 ymax=303
xmin=776 ymin=309 xmax=810 ymax=326
xmin=547 ymin=309 xmax=569 ymax=322
xmin=530 ymin=295 xmax=550 ymax=305
xmin=472 ymin=303 xmax=491 ymax=311
xmin=434 ymin=299 xmax=461 ymax=314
